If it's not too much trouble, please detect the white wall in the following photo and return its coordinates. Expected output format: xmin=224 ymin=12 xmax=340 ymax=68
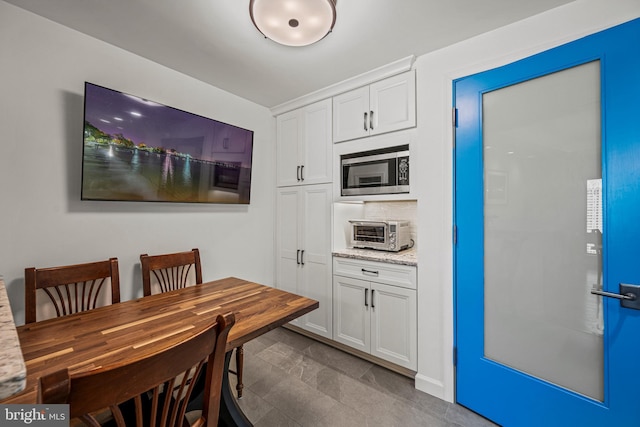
xmin=3 ymin=0 xmax=639 ymax=405
xmin=413 ymin=0 xmax=640 ymax=402
xmin=0 ymin=2 xmax=276 ymax=325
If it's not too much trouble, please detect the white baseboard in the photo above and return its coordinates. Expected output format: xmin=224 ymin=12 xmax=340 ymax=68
xmin=415 ymin=373 xmax=451 ymax=402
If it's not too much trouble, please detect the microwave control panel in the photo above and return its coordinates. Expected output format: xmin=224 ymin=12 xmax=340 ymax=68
xmin=398 ymin=157 xmax=409 ymax=185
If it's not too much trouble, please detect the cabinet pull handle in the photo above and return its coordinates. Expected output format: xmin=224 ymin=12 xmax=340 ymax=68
xmin=361 ymin=268 xmax=379 ymax=276
xmin=296 ymin=165 xmax=301 ymax=181
xmin=296 ymin=249 xmax=300 ymax=265
xmin=364 ymin=111 xmax=368 ymax=131
xmin=364 ymin=288 xmax=369 ymax=307
xmin=371 ymin=289 xmax=375 ymax=308
xmin=370 ymin=110 xmax=374 ymax=130
xmin=300 ymin=165 xmax=304 ymax=181
xmin=300 ymin=250 xmax=305 ymax=265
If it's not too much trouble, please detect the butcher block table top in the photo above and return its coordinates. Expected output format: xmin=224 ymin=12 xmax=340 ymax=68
xmin=1 ymin=277 xmax=318 ymax=404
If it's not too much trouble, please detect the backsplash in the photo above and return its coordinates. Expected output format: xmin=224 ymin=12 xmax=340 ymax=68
xmin=363 ymin=201 xmax=417 ymax=248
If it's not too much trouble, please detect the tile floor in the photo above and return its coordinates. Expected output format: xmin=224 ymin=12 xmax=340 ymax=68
xmin=229 ymin=327 xmax=498 ymax=427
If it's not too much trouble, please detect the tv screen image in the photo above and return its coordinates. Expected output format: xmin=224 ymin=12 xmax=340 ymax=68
xmin=81 ymin=82 xmax=254 ymax=204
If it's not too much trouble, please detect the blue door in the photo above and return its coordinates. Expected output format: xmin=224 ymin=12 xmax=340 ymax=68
xmin=454 ymin=19 xmax=640 ymax=427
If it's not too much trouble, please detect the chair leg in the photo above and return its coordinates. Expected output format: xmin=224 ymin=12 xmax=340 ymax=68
xmin=235 ymin=345 xmax=244 ymax=398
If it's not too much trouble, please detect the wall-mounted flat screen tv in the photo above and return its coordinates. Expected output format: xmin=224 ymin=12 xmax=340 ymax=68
xmin=82 ymin=82 xmax=254 ymax=204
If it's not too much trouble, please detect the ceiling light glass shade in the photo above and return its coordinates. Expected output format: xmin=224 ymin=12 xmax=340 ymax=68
xmin=250 ymin=0 xmax=337 ymax=47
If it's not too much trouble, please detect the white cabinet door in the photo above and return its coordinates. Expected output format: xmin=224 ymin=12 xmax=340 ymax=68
xmin=301 ymin=99 xmax=332 ymax=185
xmin=369 ymin=70 xmax=416 ymax=137
xmin=276 ymin=187 xmax=302 ymax=326
xmin=299 ymin=184 xmax=332 ymax=338
xmin=332 ymin=86 xmax=369 ymax=143
xmin=332 ymin=70 xmax=416 ymax=143
xmin=276 ymin=110 xmax=302 ymax=187
xmin=370 ymin=282 xmax=417 ymax=370
xmin=277 ymin=99 xmax=332 ymax=187
xmin=276 ymin=184 xmax=332 ymax=336
xmin=333 ymin=275 xmax=369 ymax=353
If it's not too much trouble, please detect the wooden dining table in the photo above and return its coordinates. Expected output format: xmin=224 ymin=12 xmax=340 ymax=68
xmin=1 ymin=277 xmax=318 ymax=426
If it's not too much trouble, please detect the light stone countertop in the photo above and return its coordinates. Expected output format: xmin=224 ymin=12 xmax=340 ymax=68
xmin=0 ymin=277 xmax=26 ymax=400
xmin=332 ymin=248 xmax=417 ymax=266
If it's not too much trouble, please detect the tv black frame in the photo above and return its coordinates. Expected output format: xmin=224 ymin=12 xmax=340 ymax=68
xmin=81 ymin=82 xmax=254 ymax=204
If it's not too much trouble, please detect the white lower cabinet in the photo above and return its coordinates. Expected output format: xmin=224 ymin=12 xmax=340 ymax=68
xmin=276 ymin=184 xmax=333 ymax=339
xmin=333 ymin=257 xmax=417 ymax=370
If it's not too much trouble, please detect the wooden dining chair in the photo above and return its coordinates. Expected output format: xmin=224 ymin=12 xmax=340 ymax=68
xmin=39 ymin=312 xmax=235 ymax=427
xmin=140 ymin=248 xmax=203 ymax=297
xmin=25 ymin=258 xmax=121 ymax=324
xmin=140 ymin=248 xmax=245 ymax=398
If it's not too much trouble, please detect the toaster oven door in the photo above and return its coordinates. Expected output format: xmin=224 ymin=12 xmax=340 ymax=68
xmin=352 ymin=222 xmax=387 ymax=249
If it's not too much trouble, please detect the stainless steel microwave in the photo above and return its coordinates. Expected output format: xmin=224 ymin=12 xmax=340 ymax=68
xmin=349 ymin=219 xmax=411 ymax=252
xmin=341 ymin=145 xmax=409 ymax=196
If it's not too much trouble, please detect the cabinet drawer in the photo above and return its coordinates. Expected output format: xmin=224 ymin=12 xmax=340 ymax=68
xmin=333 ymin=257 xmax=416 ymax=290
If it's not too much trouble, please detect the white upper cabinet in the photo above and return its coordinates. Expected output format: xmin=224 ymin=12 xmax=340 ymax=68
xmin=369 ymin=71 xmax=416 ymax=136
xmin=332 ymin=86 xmax=370 ymax=143
xmin=333 ymin=70 xmax=416 ymax=143
xmin=277 ymin=99 xmax=332 ymax=187
xmin=276 ymin=110 xmax=301 ymax=187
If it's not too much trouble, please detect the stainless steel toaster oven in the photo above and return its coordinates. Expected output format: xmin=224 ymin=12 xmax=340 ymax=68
xmin=349 ymin=219 xmax=411 ymax=252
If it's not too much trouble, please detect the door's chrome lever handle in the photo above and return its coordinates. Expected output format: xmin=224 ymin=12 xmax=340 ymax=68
xmin=592 ymin=284 xmax=640 ymax=310
xmin=591 ymin=289 xmax=636 ymax=301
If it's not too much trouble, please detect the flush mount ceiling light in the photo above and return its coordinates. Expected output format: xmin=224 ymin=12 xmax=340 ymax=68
xmin=249 ymin=0 xmax=337 ymax=47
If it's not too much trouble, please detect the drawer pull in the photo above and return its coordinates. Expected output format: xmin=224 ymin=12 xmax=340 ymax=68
xmin=361 ymin=268 xmax=379 ymax=276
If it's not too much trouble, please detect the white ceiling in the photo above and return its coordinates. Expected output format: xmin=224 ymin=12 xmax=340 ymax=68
xmin=5 ymin=0 xmax=575 ymax=108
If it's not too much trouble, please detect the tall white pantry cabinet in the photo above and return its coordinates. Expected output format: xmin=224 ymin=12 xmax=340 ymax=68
xmin=276 ymin=99 xmax=333 ymax=339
